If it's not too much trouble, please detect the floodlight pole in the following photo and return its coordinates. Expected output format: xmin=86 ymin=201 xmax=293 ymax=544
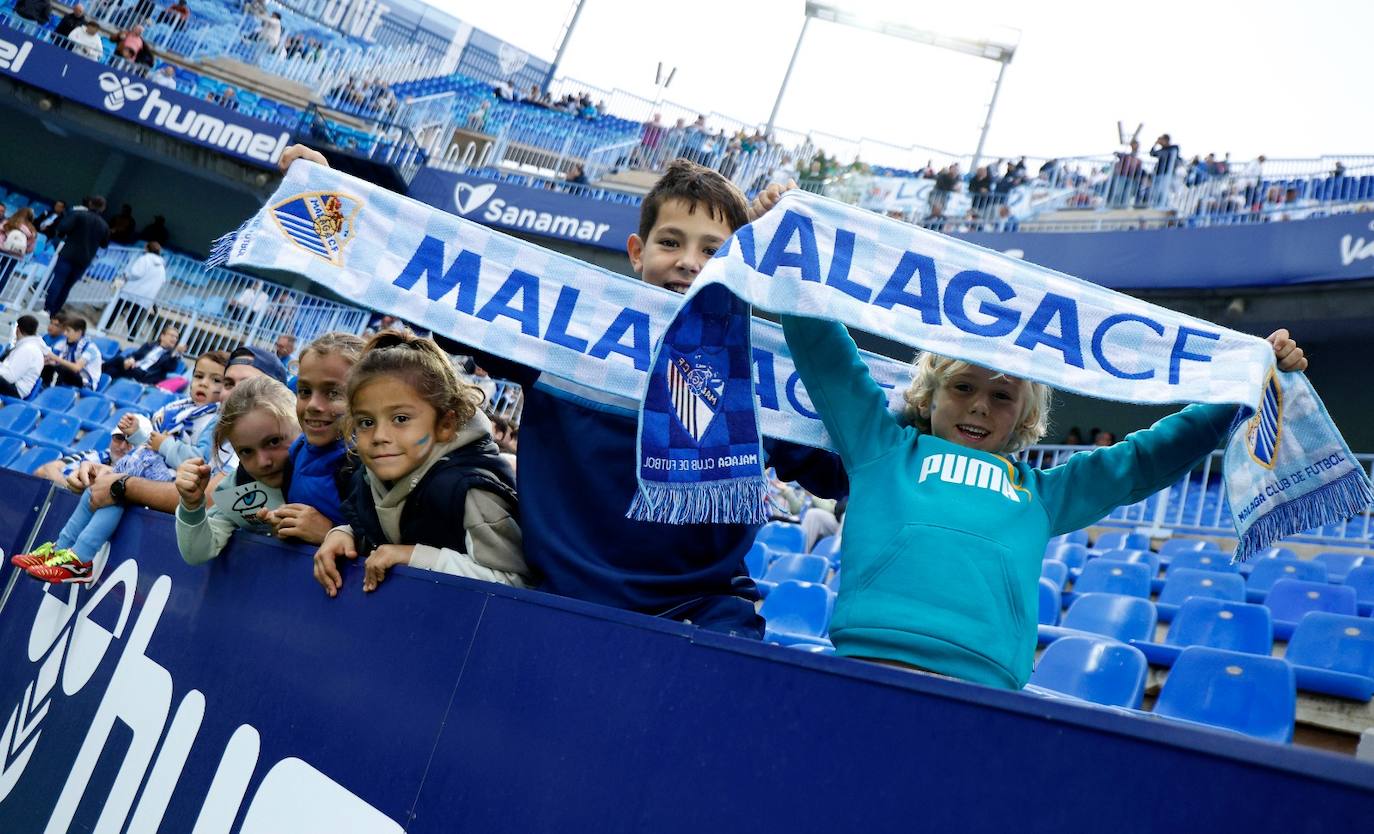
xmin=970 ymin=59 xmax=1009 ymax=174
xmin=544 ymin=0 xmax=588 ymax=89
xmin=765 ymin=14 xmax=812 ymax=139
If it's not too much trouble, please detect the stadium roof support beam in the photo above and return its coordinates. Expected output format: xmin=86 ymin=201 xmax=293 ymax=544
xmin=767 ymin=1 xmax=1017 ymax=171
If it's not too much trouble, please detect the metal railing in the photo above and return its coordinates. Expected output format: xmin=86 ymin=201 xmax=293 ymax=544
xmin=1025 ymin=445 xmax=1374 ymax=550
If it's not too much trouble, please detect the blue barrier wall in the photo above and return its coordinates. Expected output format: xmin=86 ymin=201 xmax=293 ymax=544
xmin=1 ymin=471 xmax=1372 ymax=832
xmin=958 ymin=211 xmax=1374 ymax=290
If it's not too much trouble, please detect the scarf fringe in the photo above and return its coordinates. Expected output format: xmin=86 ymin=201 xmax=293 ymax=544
xmin=628 ymin=479 xmax=772 ymax=526
xmin=1234 ymin=468 xmax=1374 ymax=562
xmin=205 ymin=216 xmax=255 ymax=269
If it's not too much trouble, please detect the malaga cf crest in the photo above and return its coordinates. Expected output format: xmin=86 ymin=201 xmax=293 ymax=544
xmin=667 ymin=350 xmax=724 ymax=443
xmin=1246 ymin=369 xmax=1283 ymax=469
xmin=270 ymin=191 xmax=362 ymax=265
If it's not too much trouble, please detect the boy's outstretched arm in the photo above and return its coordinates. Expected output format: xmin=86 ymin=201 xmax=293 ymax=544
xmin=1039 ymin=329 xmax=1309 ymax=535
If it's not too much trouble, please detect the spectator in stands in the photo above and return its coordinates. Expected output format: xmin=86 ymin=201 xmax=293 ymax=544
xmin=45 ymin=194 xmax=108 ymax=315
xmin=1109 ymin=139 xmax=1143 ymax=207
xmin=1062 ymin=427 xmax=1084 ymax=445
xmin=314 ymin=330 xmax=526 ymax=594
xmin=1093 ymin=430 xmax=1117 ymax=446
xmin=117 ymin=240 xmax=166 ymax=334
xmin=228 ymin=280 xmax=270 ymax=321
xmin=41 ymin=315 xmax=101 ymax=390
xmin=566 ymin=164 xmax=589 ymax=186
xmin=172 ymin=377 xmax=296 ymax=564
xmin=134 ymin=42 xmax=156 ymax=74
xmin=1150 ymin=133 xmax=1182 ymax=208
xmin=273 ymin=333 xmax=296 ymax=362
xmin=465 ymin=100 xmax=490 ymax=132
xmin=1332 ymin=160 xmax=1346 ymax=179
xmin=494 ymin=78 xmax=515 ymax=101
xmin=255 ymin=332 xmax=361 ymax=546
xmin=160 ymin=0 xmax=189 ymax=30
xmin=34 ymin=422 xmax=135 ymax=488
xmin=0 ymin=314 xmax=48 ymax=399
xmin=216 ymin=86 xmax=239 ymax=111
xmin=151 ymin=64 xmax=178 ymax=87
xmin=968 ymin=166 xmax=993 ymax=215
xmin=67 ymin=20 xmax=105 ymax=61
xmin=139 ymin=214 xmax=170 ymax=244
xmin=991 ymin=203 xmax=1019 ymax=233
xmin=14 ymin=0 xmax=51 ymax=25
xmin=43 ymin=313 xmax=66 ymax=350
xmin=930 ymin=163 xmax=960 ymax=217
xmin=994 ymin=160 xmax=1023 ymax=204
xmin=108 ymin=203 xmax=138 ymax=245
xmin=114 ymin=24 xmax=146 ymax=62
xmin=1 ymin=207 xmax=37 ymax=256
xmin=55 ymin=3 xmax=86 ymax=37
xmin=254 ymin=12 xmax=282 ymax=51
xmin=34 ymin=201 xmax=66 ymax=236
xmin=107 ymin=324 xmax=180 ymax=384
xmin=779 ymin=269 xmax=1310 ymax=687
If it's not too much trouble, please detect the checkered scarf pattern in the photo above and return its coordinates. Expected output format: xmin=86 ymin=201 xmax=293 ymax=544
xmin=638 ymin=189 xmax=1371 ymax=557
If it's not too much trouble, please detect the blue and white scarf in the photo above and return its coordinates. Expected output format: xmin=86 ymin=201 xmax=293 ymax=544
xmin=211 ymin=165 xmax=1371 ymax=559
xmin=635 ymin=190 xmax=1371 ymax=559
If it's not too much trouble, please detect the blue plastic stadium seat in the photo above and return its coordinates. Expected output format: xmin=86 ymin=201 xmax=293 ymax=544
xmin=1038 ymin=577 xmax=1061 ymax=626
xmin=811 ymin=535 xmax=840 ymax=563
xmin=96 ymin=373 xmax=112 ymax=393
xmin=1344 ymin=565 xmax=1374 ymax=616
xmin=69 ymin=397 xmax=114 ymax=431
xmin=1041 ymin=559 xmax=1069 ymax=589
xmin=1040 ymin=593 xmax=1156 ymax=645
xmin=1284 ymin=612 xmax=1374 ymax=700
xmin=11 ymin=445 xmax=59 ymax=475
xmin=1029 ymin=635 xmax=1148 ymax=709
xmin=1265 ymin=579 xmax=1357 ymax=640
xmin=0 ymin=436 xmax=23 ymax=468
xmin=138 ymin=388 xmax=179 ymax=413
xmin=1166 ymin=549 xmax=1238 ymax=575
xmin=1313 ymin=552 xmax=1365 ymax=584
xmin=1069 ymin=560 xmax=1151 ymax=602
xmin=761 ymin=581 xmax=834 ymax=647
xmin=1049 ymin=530 xmax=1089 ymax=547
xmin=1098 ymin=548 xmax=1160 ymax=577
xmin=1158 ymin=538 xmax=1219 ymax=558
xmin=1045 ymin=542 xmax=1088 ymax=572
xmin=755 ymin=521 xmax=805 ymax=554
xmin=1153 ymin=646 xmax=1295 ymax=743
xmin=1246 ymin=558 xmax=1326 ymax=602
xmin=1133 ymin=598 xmax=1272 ymax=667
xmin=90 ymin=336 xmax=121 ymax=360
xmin=100 ymin=378 xmax=147 ymax=408
xmin=70 ymin=430 xmax=108 ymax=454
xmin=1155 ymin=569 xmax=1245 ymax=622
xmin=760 ymin=553 xmax=829 ymax=586
xmin=0 ymin=404 xmax=41 ymax=439
xmin=1254 ymin=546 xmax=1299 ymax=562
xmin=27 ymin=413 xmax=80 ymax=450
xmin=745 ymin=542 xmax=768 ymax=579
xmin=28 ymin=386 xmax=77 ymax=415
xmin=1093 ymin=531 xmax=1151 ymax=552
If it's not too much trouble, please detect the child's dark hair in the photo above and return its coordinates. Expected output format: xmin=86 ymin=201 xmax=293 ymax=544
xmin=347 ymin=330 xmax=484 ymax=430
xmin=197 ymin=349 xmax=231 ymax=372
xmin=66 ymin=316 xmax=87 ymax=334
xmin=638 ymin=158 xmax=749 ymax=240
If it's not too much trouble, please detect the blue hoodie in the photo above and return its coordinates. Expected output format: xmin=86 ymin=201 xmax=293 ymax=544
xmin=782 ymin=315 xmax=1235 ymax=689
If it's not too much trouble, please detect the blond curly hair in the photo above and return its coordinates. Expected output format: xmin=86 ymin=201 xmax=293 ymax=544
xmin=902 ymin=352 xmax=1051 ymax=454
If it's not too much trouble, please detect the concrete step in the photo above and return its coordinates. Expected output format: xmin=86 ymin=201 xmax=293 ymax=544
xmin=198 ymin=56 xmax=318 ymax=110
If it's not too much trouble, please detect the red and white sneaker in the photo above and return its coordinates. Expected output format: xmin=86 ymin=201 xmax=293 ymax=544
xmin=11 ymin=542 xmax=62 ymax=570
xmin=25 ymin=548 xmax=94 ymax=584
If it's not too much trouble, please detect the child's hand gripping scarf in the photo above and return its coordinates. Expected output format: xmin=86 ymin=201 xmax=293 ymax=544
xmin=632 ymin=189 xmax=1371 ymax=559
xmin=208 ymin=162 xmax=911 ymax=475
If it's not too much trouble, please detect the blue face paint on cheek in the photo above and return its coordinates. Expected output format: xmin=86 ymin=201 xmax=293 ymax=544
xmin=416 ymin=433 xmax=430 ymax=448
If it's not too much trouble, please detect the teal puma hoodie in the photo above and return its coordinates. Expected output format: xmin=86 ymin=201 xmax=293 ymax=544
xmin=781 ymin=315 xmax=1236 ymax=689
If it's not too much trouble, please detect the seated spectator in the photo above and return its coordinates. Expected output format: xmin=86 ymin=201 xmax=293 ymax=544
xmin=216 ymin=86 xmax=239 ymax=111
xmin=1093 ymin=430 xmax=1117 ymax=447
xmin=273 ymin=333 xmax=296 ymax=362
xmin=150 ymin=65 xmax=177 ymax=87
xmin=55 ymin=3 xmax=87 ymax=37
xmin=40 ymin=316 xmax=101 ymax=390
xmin=992 ymin=203 xmax=1020 ymax=233
xmin=14 ymin=0 xmax=51 ymax=25
xmin=107 ymin=324 xmax=180 ymax=384
xmin=0 ymin=315 xmax=49 ymax=399
xmin=35 ymin=421 xmax=136 ymax=488
xmin=108 ymin=203 xmax=138 ymax=245
xmin=227 ymin=281 xmax=270 ymax=321
xmin=566 ymin=163 xmax=589 ymax=185
xmin=159 ymin=0 xmax=190 ymax=29
xmin=43 ymin=313 xmax=66 ymax=350
xmin=67 ymin=21 xmax=105 ymax=61
xmin=1 ymin=207 xmax=37 ymax=256
xmin=34 ymin=201 xmax=66 ymax=236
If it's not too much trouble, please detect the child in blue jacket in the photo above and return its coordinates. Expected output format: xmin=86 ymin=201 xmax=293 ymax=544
xmin=780 ymin=314 xmax=1308 ymax=689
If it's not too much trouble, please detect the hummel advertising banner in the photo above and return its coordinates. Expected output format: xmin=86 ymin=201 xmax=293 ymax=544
xmin=0 ymin=471 xmax=1372 ymax=831
xmin=0 ymin=21 xmax=291 ymax=170
xmin=406 ymin=167 xmax=640 ymax=252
